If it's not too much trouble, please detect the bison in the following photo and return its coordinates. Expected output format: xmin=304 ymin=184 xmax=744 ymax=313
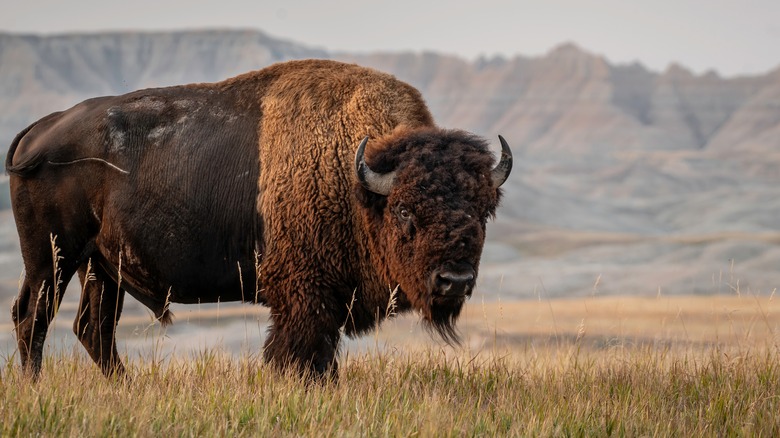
xmin=6 ymin=59 xmax=512 ymax=378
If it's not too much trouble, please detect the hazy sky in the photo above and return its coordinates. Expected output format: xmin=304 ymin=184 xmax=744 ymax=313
xmin=3 ymin=0 xmax=779 ymax=77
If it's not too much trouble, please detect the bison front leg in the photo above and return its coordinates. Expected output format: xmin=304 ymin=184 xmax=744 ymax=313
xmin=263 ymin=302 xmax=342 ymax=379
xmin=73 ymin=263 xmax=126 ymax=377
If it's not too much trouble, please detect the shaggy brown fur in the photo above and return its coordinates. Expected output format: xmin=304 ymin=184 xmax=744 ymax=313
xmin=6 ymin=59 xmax=510 ymax=379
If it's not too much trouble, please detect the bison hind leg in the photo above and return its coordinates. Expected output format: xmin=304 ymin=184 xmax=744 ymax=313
xmin=73 ymin=262 xmax=127 ymax=377
xmin=11 ymin=236 xmax=82 ymax=378
xmin=97 ymin=258 xmax=175 ymax=327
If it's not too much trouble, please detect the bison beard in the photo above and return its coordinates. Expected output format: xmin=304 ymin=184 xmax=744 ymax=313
xmin=6 ymin=59 xmax=511 ymax=380
xmin=426 ymin=296 xmax=466 ymax=345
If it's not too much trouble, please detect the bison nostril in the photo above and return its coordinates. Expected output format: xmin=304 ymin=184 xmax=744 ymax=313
xmin=434 ymin=271 xmax=475 ymax=296
xmin=435 ymin=275 xmax=453 ymax=292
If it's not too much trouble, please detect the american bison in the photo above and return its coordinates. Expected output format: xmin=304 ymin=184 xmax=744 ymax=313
xmin=6 ymin=59 xmax=512 ymax=378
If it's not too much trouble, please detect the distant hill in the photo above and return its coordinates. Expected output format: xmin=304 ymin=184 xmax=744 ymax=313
xmin=1 ymin=29 xmax=779 ymax=298
xmin=2 ymin=31 xmax=778 ymax=156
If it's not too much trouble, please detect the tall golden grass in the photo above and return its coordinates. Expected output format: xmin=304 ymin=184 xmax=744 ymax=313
xmin=1 ymin=290 xmax=779 ymax=436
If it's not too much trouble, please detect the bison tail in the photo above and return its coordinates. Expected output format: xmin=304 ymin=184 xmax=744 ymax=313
xmin=156 ymin=292 xmax=174 ymax=327
xmin=5 ymin=120 xmax=42 ymax=176
xmin=157 ymin=308 xmax=174 ymax=327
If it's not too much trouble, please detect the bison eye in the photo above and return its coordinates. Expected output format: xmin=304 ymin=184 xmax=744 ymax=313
xmin=397 ymin=205 xmax=412 ymax=221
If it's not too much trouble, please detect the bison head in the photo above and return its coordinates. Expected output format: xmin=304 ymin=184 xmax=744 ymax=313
xmin=354 ymin=128 xmax=512 ymax=343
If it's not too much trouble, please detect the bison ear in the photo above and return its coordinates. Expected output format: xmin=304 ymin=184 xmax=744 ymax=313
xmin=491 ymin=135 xmax=513 ymax=188
xmin=355 ymin=136 xmax=397 ymax=196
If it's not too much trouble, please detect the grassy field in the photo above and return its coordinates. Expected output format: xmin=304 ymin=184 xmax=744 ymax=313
xmin=1 ymin=293 xmax=779 ymax=436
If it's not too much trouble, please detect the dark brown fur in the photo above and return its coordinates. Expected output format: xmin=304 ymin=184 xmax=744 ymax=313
xmin=6 ymin=59 xmax=509 ymax=379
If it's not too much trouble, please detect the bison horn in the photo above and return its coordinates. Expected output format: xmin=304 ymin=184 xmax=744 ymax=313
xmin=355 ymin=136 xmax=396 ymax=196
xmin=491 ymin=135 xmax=513 ymax=187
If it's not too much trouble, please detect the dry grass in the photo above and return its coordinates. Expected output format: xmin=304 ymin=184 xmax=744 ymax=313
xmin=456 ymin=293 xmax=780 ymax=353
xmin=1 ymin=292 xmax=780 ymax=436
